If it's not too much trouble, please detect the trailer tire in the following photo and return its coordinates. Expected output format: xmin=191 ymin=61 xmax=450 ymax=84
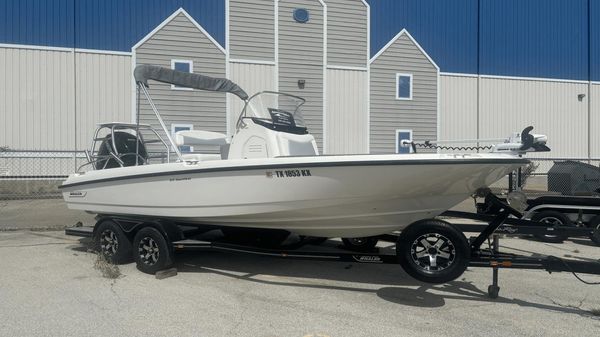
xmin=531 ymin=210 xmax=571 ymax=243
xmin=396 ymin=220 xmax=470 ymax=284
xmin=342 ymin=237 xmax=379 ymax=252
xmin=95 ymin=220 xmax=132 ymax=264
xmin=133 ymin=227 xmax=173 ymax=274
xmin=589 ymin=216 xmax=600 ymax=246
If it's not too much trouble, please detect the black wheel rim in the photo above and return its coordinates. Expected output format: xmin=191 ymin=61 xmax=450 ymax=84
xmin=138 ymin=237 xmax=160 ymax=266
xmin=100 ymin=229 xmax=118 ymax=257
xmin=410 ymin=233 xmax=456 ymax=272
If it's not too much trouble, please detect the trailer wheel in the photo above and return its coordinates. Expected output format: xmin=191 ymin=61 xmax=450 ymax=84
xmin=95 ymin=220 xmax=132 ymax=264
xmin=396 ymin=220 xmax=470 ymax=284
xmin=341 ymin=237 xmax=379 ymax=252
xmin=589 ymin=216 xmax=600 ymax=246
xmin=133 ymin=227 xmax=172 ymax=274
xmin=531 ymin=210 xmax=571 ymax=243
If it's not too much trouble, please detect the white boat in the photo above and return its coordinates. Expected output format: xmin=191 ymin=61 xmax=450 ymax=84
xmin=60 ymin=65 xmax=547 ymax=238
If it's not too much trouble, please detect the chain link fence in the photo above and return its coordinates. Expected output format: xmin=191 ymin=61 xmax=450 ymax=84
xmin=0 ymin=150 xmax=85 ymax=198
xmin=517 ymin=158 xmax=600 ymax=197
xmin=0 ymin=149 xmax=95 ymax=230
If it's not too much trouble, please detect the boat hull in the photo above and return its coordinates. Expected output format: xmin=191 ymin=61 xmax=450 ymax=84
xmin=61 ymin=154 xmax=526 ymax=237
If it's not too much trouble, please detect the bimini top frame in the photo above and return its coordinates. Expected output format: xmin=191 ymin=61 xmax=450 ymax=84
xmin=133 ymin=65 xmax=250 ymax=162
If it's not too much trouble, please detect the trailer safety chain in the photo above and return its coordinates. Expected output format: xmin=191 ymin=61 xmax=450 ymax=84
xmin=406 ymin=141 xmax=493 ymax=153
xmin=548 ymin=256 xmax=600 ymax=285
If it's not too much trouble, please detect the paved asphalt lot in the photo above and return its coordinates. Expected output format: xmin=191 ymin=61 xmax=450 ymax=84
xmin=0 ymin=230 xmax=599 ymax=337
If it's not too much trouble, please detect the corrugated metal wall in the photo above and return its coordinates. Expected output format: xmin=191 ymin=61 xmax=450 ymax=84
xmin=438 ymin=75 xmax=478 ymax=142
xmin=0 ymin=47 xmax=131 ymax=151
xmin=227 ymin=62 xmax=276 ymax=134
xmin=592 ymin=0 xmax=600 ymax=81
xmin=325 ymin=69 xmax=368 ymax=154
xmin=0 ymin=47 xmax=75 ymax=150
xmin=479 ymin=78 xmax=589 ymax=158
xmin=591 ymin=83 xmax=600 ymax=158
xmin=479 ymin=0 xmax=590 ymax=81
xmin=1 ymin=0 xmax=599 ymax=158
xmin=369 ymin=33 xmax=438 ymax=154
xmin=368 ymin=0 xmax=478 ymax=74
xmin=440 ymin=75 xmax=592 ymax=158
xmin=1 ymin=0 xmax=598 ymax=81
xmin=75 ymin=52 xmax=131 ymax=150
xmin=0 ymin=0 xmax=225 ymax=52
xmin=368 ymin=0 xmax=599 ymax=81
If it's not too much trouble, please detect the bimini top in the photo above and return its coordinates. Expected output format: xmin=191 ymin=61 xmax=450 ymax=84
xmin=133 ymin=64 xmax=248 ymax=100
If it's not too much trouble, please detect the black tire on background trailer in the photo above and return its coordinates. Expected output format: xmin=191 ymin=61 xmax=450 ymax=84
xmin=396 ymin=220 xmax=470 ymax=284
xmin=341 ymin=237 xmax=379 ymax=252
xmin=531 ymin=210 xmax=572 ymax=243
xmin=589 ymin=215 xmax=600 ymax=246
xmin=133 ymin=227 xmax=173 ymax=274
xmin=95 ymin=220 xmax=132 ymax=264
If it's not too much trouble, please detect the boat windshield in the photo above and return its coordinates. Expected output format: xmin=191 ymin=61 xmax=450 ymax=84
xmin=237 ymin=91 xmax=307 ymax=134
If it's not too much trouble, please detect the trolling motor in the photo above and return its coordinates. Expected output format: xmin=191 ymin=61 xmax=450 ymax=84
xmin=400 ymin=126 xmax=550 ymax=154
xmin=493 ymin=126 xmax=550 ymax=154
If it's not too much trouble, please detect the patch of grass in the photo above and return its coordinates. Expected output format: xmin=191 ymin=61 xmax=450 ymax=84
xmin=93 ymin=253 xmax=121 ymax=279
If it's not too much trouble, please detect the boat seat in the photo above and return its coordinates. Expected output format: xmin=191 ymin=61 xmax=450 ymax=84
xmin=175 ymin=130 xmax=229 ymax=146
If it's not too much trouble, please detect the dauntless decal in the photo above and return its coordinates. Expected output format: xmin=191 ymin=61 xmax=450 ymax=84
xmin=266 ymin=169 xmax=312 ymax=178
xmin=69 ymin=191 xmax=86 ymax=198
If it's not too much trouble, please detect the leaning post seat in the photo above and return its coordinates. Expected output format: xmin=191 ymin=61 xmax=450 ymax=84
xmin=96 ymin=131 xmax=148 ymax=169
xmin=174 ymin=130 xmax=230 ymax=160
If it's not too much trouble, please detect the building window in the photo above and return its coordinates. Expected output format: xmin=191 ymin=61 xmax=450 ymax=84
xmin=395 ymin=129 xmax=413 ymax=154
xmin=395 ymin=73 xmax=413 ymax=100
xmin=171 ymin=124 xmax=194 ymax=153
xmin=171 ymin=59 xmax=193 ymax=90
xmin=293 ymin=8 xmax=310 ymax=23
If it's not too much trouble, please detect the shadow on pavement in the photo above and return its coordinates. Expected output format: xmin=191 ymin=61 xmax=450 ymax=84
xmin=170 ymin=250 xmax=597 ymax=318
xmin=65 ymin=235 xmax=598 ymax=318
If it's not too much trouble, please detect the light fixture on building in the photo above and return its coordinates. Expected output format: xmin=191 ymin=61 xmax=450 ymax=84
xmin=298 ymin=80 xmax=306 ymax=89
xmin=578 ymin=93 xmax=586 ymax=101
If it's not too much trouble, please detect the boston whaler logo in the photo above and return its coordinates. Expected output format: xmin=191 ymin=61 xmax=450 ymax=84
xmin=69 ymin=191 xmax=87 ymax=198
xmin=352 ymin=255 xmax=382 ymax=263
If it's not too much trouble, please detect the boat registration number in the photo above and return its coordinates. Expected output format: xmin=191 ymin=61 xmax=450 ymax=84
xmin=266 ymin=169 xmax=312 ymax=178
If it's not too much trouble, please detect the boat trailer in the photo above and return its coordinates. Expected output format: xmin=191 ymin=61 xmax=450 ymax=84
xmin=66 ymin=193 xmax=600 ymax=299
